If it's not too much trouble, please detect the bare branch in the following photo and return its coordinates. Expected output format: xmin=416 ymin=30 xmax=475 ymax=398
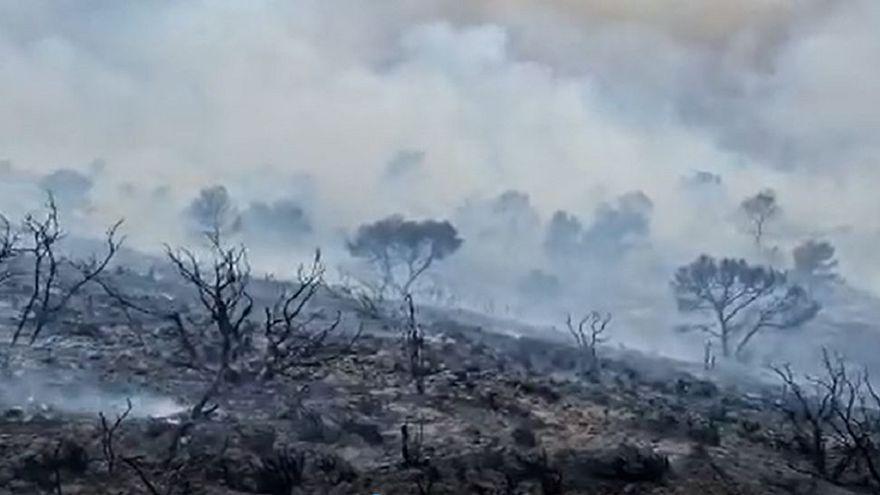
xmin=165 ymin=236 xmax=253 ymax=418
xmin=0 ymin=213 xmax=18 ymax=284
xmin=773 ymin=349 xmax=880 ymax=487
xmin=673 ymin=255 xmax=818 ymax=359
xmin=403 ymin=294 xmax=427 ymax=395
xmin=565 ymin=310 xmax=611 ymax=380
xmin=11 ymin=195 xmax=124 ymax=345
xmin=347 ymin=215 xmax=462 ymax=298
xmin=98 ymin=398 xmax=133 ymax=475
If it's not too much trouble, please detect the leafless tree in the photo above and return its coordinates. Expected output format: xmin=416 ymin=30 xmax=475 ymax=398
xmin=0 ymin=214 xmax=18 ymax=284
xmin=260 ymin=250 xmax=358 ymax=380
xmin=165 ymin=232 xmax=254 ymax=419
xmin=91 ymin=270 xmax=204 ymax=368
xmin=772 ymin=353 xmax=842 ymax=479
xmin=93 ymin=236 xmax=356 ymax=419
xmin=14 ymin=197 xmax=64 ymax=343
xmin=825 ymin=365 xmax=880 ymax=487
xmin=121 ymin=456 xmax=190 ymax=495
xmin=672 ymin=255 xmax=819 ymax=359
xmin=773 ymin=350 xmax=880 ymax=488
xmin=330 ymin=267 xmax=385 ymax=319
xmin=106 ymin=413 xmax=193 ymax=495
xmin=162 ymin=235 xmax=358 ymax=418
xmin=703 ymin=340 xmax=716 ymax=371
xmin=402 ymin=294 xmax=427 ymax=395
xmin=11 ymin=195 xmax=124 ymax=345
xmin=51 ymin=441 xmax=65 ymax=495
xmin=98 ymin=399 xmax=133 ymax=475
xmin=414 ymin=463 xmax=440 ymax=495
xmin=401 ymin=418 xmax=427 ymax=468
xmin=400 ymin=415 xmax=440 ymax=494
xmin=351 ymin=283 xmax=384 ymax=319
xmin=565 ymin=311 xmax=611 ymax=380
xmin=91 ymin=385 xmax=191 ymax=494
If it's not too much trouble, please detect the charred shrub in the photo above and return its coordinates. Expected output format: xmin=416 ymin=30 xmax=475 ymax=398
xmin=254 ymin=448 xmax=306 ymax=495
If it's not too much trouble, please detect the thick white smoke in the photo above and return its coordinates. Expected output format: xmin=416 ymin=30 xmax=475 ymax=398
xmin=0 ymin=0 xmax=878 ymax=293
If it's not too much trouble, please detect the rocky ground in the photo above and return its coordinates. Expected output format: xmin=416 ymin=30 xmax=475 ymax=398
xmin=0 ymin=273 xmax=867 ymax=495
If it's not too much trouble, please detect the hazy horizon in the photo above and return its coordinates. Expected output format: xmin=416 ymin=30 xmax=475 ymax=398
xmin=1 ymin=0 xmax=878 ymax=302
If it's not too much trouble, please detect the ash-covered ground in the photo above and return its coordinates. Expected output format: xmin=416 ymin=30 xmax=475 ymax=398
xmin=0 ymin=260 xmax=864 ymax=495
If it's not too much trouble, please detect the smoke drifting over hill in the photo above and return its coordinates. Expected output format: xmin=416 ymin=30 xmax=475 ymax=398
xmin=7 ymin=7 xmax=880 ymax=493
xmin=1 ymin=0 xmax=879 ymax=303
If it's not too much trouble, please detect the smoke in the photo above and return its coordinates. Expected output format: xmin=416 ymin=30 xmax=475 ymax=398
xmin=1 ymin=1 xmax=879 ymax=316
xmin=0 ymin=368 xmax=186 ymax=419
xmin=242 ymin=199 xmax=313 ymax=246
xmin=383 ymin=149 xmax=426 ymax=182
xmin=38 ymin=167 xmax=94 ymax=210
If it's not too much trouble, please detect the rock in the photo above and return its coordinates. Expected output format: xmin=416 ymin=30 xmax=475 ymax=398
xmin=312 ymin=452 xmax=358 ymax=484
xmin=511 ymin=425 xmax=537 ymax=448
xmin=294 ymin=412 xmax=342 ymax=444
xmin=235 ymin=424 xmax=278 ymax=457
xmin=12 ymin=438 xmax=89 ymax=486
xmin=342 ymin=420 xmax=384 ymax=446
xmin=6 ymin=480 xmax=32 ymax=492
xmin=186 ymin=422 xmax=252 ymax=459
xmin=558 ymin=444 xmax=669 ymax=486
xmin=515 ymin=380 xmax=561 ymax=403
xmin=2 ymin=407 xmax=25 ymax=421
xmin=675 ymin=377 xmax=718 ymax=398
xmin=254 ymin=448 xmax=307 ymax=494
xmin=687 ymin=418 xmax=721 ymax=446
xmin=207 ymin=446 xmax=261 ymax=492
xmin=0 ymin=465 xmax=14 ymax=484
xmin=27 ymin=412 xmax=53 ymax=423
xmin=208 ymin=444 xmax=308 ymax=493
xmin=70 ymin=322 xmax=102 ymax=338
xmin=143 ymin=417 xmax=177 ymax=438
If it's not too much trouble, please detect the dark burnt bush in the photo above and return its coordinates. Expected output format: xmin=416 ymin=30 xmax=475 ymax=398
xmin=254 ymin=448 xmax=306 ymax=495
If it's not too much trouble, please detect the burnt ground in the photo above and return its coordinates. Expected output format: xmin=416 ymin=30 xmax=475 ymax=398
xmin=0 ymin=276 xmax=864 ymax=495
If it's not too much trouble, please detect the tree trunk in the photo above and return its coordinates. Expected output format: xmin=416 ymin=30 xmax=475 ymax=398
xmin=720 ymin=326 xmax=730 ymax=358
xmin=190 ymin=369 xmax=224 ymax=419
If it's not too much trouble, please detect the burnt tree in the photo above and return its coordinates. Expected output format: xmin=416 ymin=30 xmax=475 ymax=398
xmin=166 ymin=232 xmax=254 ymax=419
xmin=163 ymin=236 xmax=356 ymax=417
xmin=672 ymin=255 xmax=819 ymax=359
xmin=11 ymin=196 xmax=123 ymax=345
xmin=0 ymin=214 xmax=18 ymax=284
xmin=772 ymin=354 xmax=841 ymax=479
xmin=774 ymin=350 xmax=880 ymax=488
xmin=98 ymin=399 xmax=133 ymax=475
xmin=402 ymin=294 xmax=427 ymax=395
xmin=260 ymin=250 xmax=357 ymax=380
xmin=347 ymin=215 xmax=462 ymax=297
xmin=565 ymin=311 xmax=611 ymax=380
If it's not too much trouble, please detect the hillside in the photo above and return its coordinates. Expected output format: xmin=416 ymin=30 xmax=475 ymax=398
xmin=0 ymin=268 xmax=866 ymax=495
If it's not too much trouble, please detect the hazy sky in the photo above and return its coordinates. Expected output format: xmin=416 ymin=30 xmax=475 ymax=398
xmin=1 ymin=0 xmax=879 ymax=289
